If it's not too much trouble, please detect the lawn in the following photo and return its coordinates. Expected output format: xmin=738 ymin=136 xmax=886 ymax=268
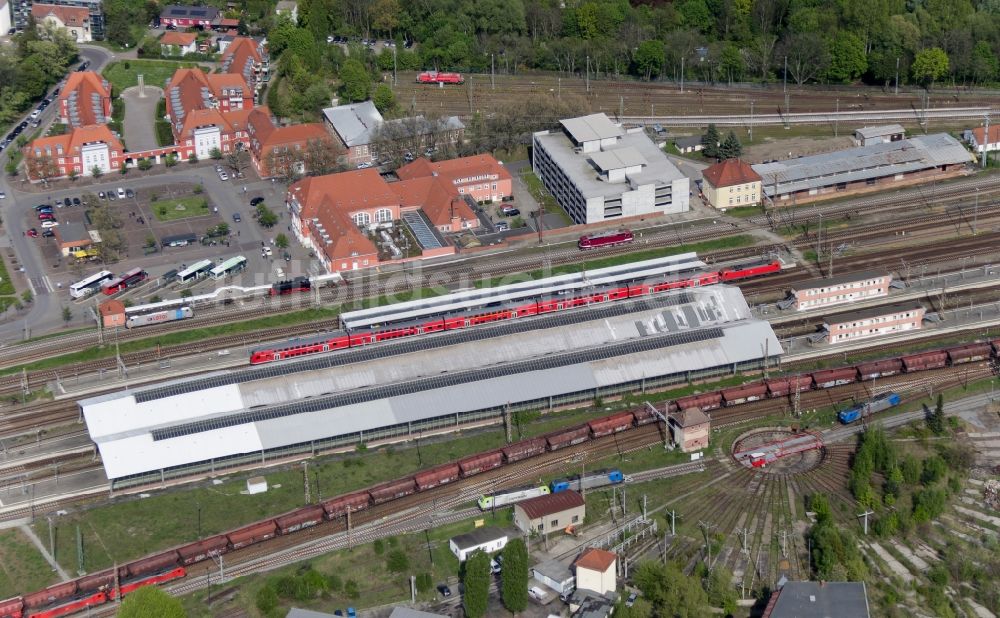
xmin=150 ymin=196 xmax=211 ymax=222
xmin=0 ymin=529 xmax=60 ymax=599
xmin=102 ymin=59 xmax=206 ymax=92
xmin=522 ymin=171 xmax=574 ymax=226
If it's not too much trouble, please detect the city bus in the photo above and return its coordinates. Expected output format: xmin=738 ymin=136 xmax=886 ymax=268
xmin=69 ymin=270 xmax=114 ymax=299
xmin=209 ymin=256 xmax=247 ymax=280
xmin=177 ymin=259 xmax=215 ymax=283
xmin=102 ymin=268 xmax=148 ymax=295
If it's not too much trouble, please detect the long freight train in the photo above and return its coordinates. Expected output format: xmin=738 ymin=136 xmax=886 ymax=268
xmin=248 ymin=257 xmax=783 ymax=365
xmin=0 ymin=410 xmax=654 ymax=618
xmin=670 ymin=340 xmax=1000 ymax=416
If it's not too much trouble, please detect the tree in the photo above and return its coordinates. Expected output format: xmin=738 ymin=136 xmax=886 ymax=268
xmin=137 ymin=158 xmax=153 ymax=171
xmin=61 ymin=306 xmax=72 ymax=324
xmin=631 ymin=561 xmax=709 ymax=616
xmin=634 ymin=40 xmax=664 ymax=80
xmin=826 ymin=31 xmax=867 ymax=83
xmin=463 ymin=550 xmax=491 ymax=618
xmin=90 ymin=165 xmax=104 ymax=179
xmin=339 ymin=59 xmax=371 ymax=102
xmin=188 ymin=152 xmax=198 ymax=164
xmin=117 ymin=586 xmax=185 ymax=618
xmin=25 ymin=154 xmax=60 ymax=182
xmin=701 ymin=124 xmax=720 ymax=158
xmin=372 ymin=83 xmax=396 ymax=113
xmin=164 ymin=154 xmax=178 ymax=168
xmin=912 ymin=47 xmax=949 ymax=88
xmin=501 ymin=538 xmax=528 ymax=613
xmin=275 ymin=233 xmax=289 ymax=249
xmin=257 ymin=204 xmax=279 ymax=228
xmin=68 ymin=168 xmax=78 ymax=182
xmin=719 ymin=131 xmax=742 ymax=158
xmin=209 ymin=147 xmax=223 ymax=160
xmin=21 ymin=290 xmax=32 ymax=304
xmin=779 ymin=32 xmax=829 ymax=85
xmin=928 ymin=393 xmax=945 ymax=434
xmin=226 ymin=150 xmax=250 ymax=177
xmin=255 ymin=583 xmax=278 ymax=614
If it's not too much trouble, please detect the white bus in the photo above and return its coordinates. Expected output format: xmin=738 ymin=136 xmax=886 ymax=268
xmin=209 ymin=256 xmax=247 ymax=280
xmin=177 ymin=259 xmax=215 ymax=283
xmin=69 ymin=270 xmax=114 ymax=299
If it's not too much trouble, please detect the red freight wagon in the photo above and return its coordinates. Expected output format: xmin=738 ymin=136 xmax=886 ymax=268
xmin=947 ymin=343 xmax=992 ymax=364
xmin=631 ymin=406 xmax=660 ymax=426
xmin=811 ymin=367 xmax=857 ymax=388
xmin=458 ymin=451 xmax=503 ymax=476
xmin=588 ymin=412 xmax=634 ymax=437
xmin=275 ymin=505 xmax=325 ymax=534
xmin=227 ymin=520 xmax=279 ymax=549
xmin=856 ymin=359 xmax=903 ymax=380
xmin=177 ymin=535 xmax=229 ymax=565
xmin=369 ymin=478 xmax=417 ymax=504
xmin=414 ymin=463 xmax=461 ymax=491
xmin=126 ymin=550 xmax=181 ymax=577
xmin=0 ymin=597 xmax=23 ymax=616
xmin=765 ymin=377 xmax=811 ymax=398
xmin=322 ymin=491 xmax=371 ymax=518
xmin=992 ymin=338 xmax=1000 ymax=356
xmin=721 ymin=382 xmax=768 ymax=406
xmin=76 ymin=570 xmax=115 ymax=593
xmin=675 ymin=392 xmax=723 ymax=412
xmin=23 ymin=582 xmax=77 ymax=608
xmin=901 ymin=351 xmax=948 ymax=372
xmin=502 ymin=437 xmax=547 ymax=462
xmin=546 ymin=425 xmax=590 ymax=450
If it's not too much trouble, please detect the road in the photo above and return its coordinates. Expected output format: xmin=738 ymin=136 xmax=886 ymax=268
xmin=0 ymin=45 xmax=114 ymax=338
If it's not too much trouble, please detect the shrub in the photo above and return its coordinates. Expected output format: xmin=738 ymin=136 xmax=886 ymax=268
xmin=326 ymin=573 xmax=342 ymax=592
xmin=373 ymin=539 xmax=384 ymax=555
xmin=193 ymin=185 xmax=203 ymax=194
xmin=415 ymin=572 xmax=433 ymax=593
xmin=255 ymin=584 xmax=279 ymax=613
xmin=344 ymin=579 xmax=359 ymax=599
xmin=386 ymin=549 xmax=409 ymax=573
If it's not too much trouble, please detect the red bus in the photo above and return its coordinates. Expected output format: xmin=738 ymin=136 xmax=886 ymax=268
xmin=578 ymin=230 xmax=634 ymax=250
xmin=102 ymin=268 xmax=147 ymax=295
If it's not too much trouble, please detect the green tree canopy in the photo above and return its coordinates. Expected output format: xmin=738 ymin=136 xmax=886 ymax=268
xmin=632 ymin=561 xmax=710 ymax=616
xmin=634 ymin=40 xmax=664 ymax=80
xmin=826 ymin=31 xmax=867 ymax=82
xmin=912 ymin=47 xmax=950 ymax=87
xmin=463 ymin=550 xmax=491 ymax=618
xmin=373 ymin=83 xmax=396 ymax=113
xmin=339 ymin=59 xmax=371 ymax=102
xmin=118 ymin=586 xmax=186 ymax=618
xmin=501 ymin=538 xmax=529 ymax=612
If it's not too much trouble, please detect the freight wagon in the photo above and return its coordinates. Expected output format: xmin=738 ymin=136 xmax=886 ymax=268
xmin=369 ymin=478 xmax=418 ymax=504
xmin=545 ymin=426 xmax=591 ymax=450
xmin=414 ymin=463 xmax=461 ymax=490
xmin=458 ymin=451 xmax=503 ymax=476
xmin=901 ymin=351 xmax=948 ymax=372
xmin=721 ymin=382 xmax=767 ymax=406
xmin=588 ymin=412 xmax=634 ymax=437
xmin=856 ymin=359 xmax=903 ymax=380
xmin=276 ymin=506 xmax=325 ymax=533
xmin=947 ymin=343 xmax=992 ymax=364
xmin=675 ymin=392 xmax=723 ymax=412
xmin=321 ymin=491 xmax=370 ymax=518
xmin=811 ymin=367 xmax=858 ymax=388
xmin=227 ymin=521 xmax=278 ymax=549
xmin=502 ymin=438 xmax=547 ymax=463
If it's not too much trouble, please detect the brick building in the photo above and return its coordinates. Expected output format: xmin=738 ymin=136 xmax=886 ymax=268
xmin=824 ymin=304 xmax=924 ymax=343
xmin=25 ymin=124 xmax=124 ymax=180
xmin=701 ymin=158 xmax=762 ymax=210
xmin=246 ymin=107 xmax=331 ymax=178
xmin=668 ymin=407 xmax=710 ymax=452
xmin=791 ymin=271 xmax=892 ymax=312
xmin=159 ymin=4 xmax=220 ymax=28
xmin=219 ymin=36 xmax=267 ymax=93
xmin=396 ymin=154 xmax=512 ymax=204
xmin=165 ymin=68 xmax=253 ymax=132
xmin=285 ymin=169 xmax=398 ymax=272
xmin=513 ymin=490 xmax=585 ymax=536
xmin=175 ymin=107 xmax=252 ymax=160
xmin=32 ymin=3 xmax=92 ymax=41
xmin=58 ymin=71 xmax=112 ymax=128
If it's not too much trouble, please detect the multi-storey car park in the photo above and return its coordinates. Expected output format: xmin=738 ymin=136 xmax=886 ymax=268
xmin=80 ymin=271 xmax=783 ymax=488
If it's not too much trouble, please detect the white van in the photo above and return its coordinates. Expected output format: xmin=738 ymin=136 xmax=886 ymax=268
xmin=529 ymin=586 xmax=546 ymax=601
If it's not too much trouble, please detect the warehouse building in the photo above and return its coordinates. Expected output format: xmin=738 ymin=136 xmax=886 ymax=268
xmin=753 ymin=134 xmax=973 ymax=204
xmin=515 ymin=490 xmax=586 ymax=535
xmin=532 ymin=113 xmax=690 ymax=224
xmin=824 ymin=303 xmax=925 ymax=343
xmin=81 ymin=285 xmax=781 ymax=488
xmin=790 ymin=271 xmax=892 ymax=311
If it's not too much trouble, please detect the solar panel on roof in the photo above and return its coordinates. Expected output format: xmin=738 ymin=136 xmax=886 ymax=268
xmin=149 ymin=325 xmax=725 ymax=441
xmin=134 ymin=293 xmax=695 ymax=403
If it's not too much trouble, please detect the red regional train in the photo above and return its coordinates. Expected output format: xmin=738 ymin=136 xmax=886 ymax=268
xmin=416 ymin=71 xmax=464 ymax=84
xmin=0 ymin=410 xmax=660 ymax=618
xmin=578 ymin=230 xmax=635 ymax=250
xmin=248 ymin=257 xmax=783 ymax=365
xmin=670 ymin=339 xmax=1000 ymax=413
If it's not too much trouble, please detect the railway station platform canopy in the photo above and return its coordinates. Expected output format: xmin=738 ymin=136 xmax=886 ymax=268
xmin=81 ymin=285 xmax=782 ymax=486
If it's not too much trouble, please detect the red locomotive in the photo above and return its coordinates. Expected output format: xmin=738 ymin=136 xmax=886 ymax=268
xmin=416 ymin=71 xmax=464 ymax=84
xmin=578 ymin=230 xmax=635 ymax=250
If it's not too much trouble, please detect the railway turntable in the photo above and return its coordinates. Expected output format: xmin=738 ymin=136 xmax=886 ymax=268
xmin=81 ymin=284 xmax=783 ymax=489
xmin=732 ymin=428 xmax=825 ymax=472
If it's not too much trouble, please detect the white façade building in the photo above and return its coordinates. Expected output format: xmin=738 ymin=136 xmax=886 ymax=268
xmin=532 ymin=113 xmax=689 ymax=225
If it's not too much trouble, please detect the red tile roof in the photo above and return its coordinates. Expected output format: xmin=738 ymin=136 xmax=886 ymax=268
xmin=516 ymin=490 xmax=584 ymax=520
xmin=702 ymin=158 xmax=762 ymax=189
xmin=29 ymin=124 xmax=123 ymax=158
xmin=574 ymin=548 xmax=617 ymax=573
xmin=391 ymin=175 xmax=476 ymax=228
xmin=396 ymin=154 xmax=511 ymax=185
xmin=166 ymin=68 xmax=250 ymax=125
xmin=59 ymin=71 xmax=111 ymax=127
xmin=160 ymin=31 xmax=197 ymax=47
xmin=973 ymin=125 xmax=1000 ymax=146
xmin=32 ymin=3 xmax=89 ymax=28
xmin=220 ymin=37 xmax=263 ymax=84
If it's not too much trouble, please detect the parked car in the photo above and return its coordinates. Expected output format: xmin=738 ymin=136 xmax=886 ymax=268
xmin=437 ymin=584 xmax=451 ymax=598
xmin=98 ymin=191 xmax=106 ymax=200
xmin=283 ymin=251 xmax=291 ymax=262
xmin=107 ymin=192 xmax=116 ymax=201
xmin=116 ymin=187 xmax=126 ymax=199
xmin=218 ymin=170 xmax=229 ymax=181
xmin=42 ymin=229 xmax=55 ymax=238
xmin=0 ymin=192 xmax=6 ymax=199
xmin=34 ymin=204 xmax=51 ymax=211
xmin=72 ymin=197 xmax=81 ymax=206
xmin=26 ymin=228 xmax=38 ymax=238
xmin=63 ymin=197 xmax=71 ymax=207
xmin=233 ymin=213 xmax=241 ymax=223
xmin=29 ymin=110 xmax=40 ymax=119
xmin=125 ymin=188 xmax=134 ymax=198
xmin=529 ymin=586 xmax=546 ymax=601
xmin=502 ymin=208 xmax=520 ymax=217
xmin=495 ymin=221 xmax=509 ymax=231
xmin=262 ymin=246 xmax=272 ymax=257
xmin=40 ymin=220 xmax=59 ymax=228
xmin=626 ymin=591 xmax=639 ymax=607
xmin=250 ymin=196 xmax=265 ymax=206
xmin=38 ymin=213 xmax=55 ymax=221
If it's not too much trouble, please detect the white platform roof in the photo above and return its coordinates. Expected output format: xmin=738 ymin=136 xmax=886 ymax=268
xmin=82 ymin=286 xmax=781 ymax=480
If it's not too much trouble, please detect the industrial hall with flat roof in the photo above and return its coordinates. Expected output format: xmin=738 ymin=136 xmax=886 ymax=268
xmin=81 ymin=283 xmax=781 ymax=488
